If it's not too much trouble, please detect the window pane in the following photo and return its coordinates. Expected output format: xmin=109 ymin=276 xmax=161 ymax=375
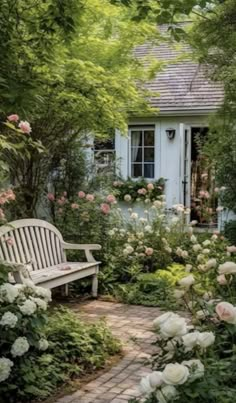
xmin=131 ymin=131 xmax=142 ymax=147
xmin=132 ymin=164 xmax=142 ymax=177
xmin=144 ymin=131 xmax=154 ymax=146
xmin=144 ymin=148 xmax=154 ymax=162
xmin=144 ymin=164 xmax=154 ymax=178
xmin=131 ymin=147 xmax=142 ymax=163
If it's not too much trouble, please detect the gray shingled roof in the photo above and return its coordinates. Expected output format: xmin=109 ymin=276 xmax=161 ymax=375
xmin=135 ymin=23 xmax=224 ymax=115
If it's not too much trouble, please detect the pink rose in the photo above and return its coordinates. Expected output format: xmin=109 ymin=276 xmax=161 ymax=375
xmin=6 ymin=237 xmax=14 ymax=246
xmin=47 ymin=193 xmax=55 ymax=201
xmin=63 ymin=191 xmax=67 ymax=197
xmin=19 ymin=121 xmax=32 ymax=134
xmin=145 ymin=247 xmax=154 ymax=256
xmin=7 ymin=114 xmax=19 ymax=122
xmin=100 ymin=203 xmax=110 ymax=215
xmin=147 ymin=183 xmax=154 ymax=191
xmin=217 ymin=274 xmax=228 ymax=285
xmin=215 ymin=301 xmax=236 ymax=324
xmin=106 ymin=194 xmax=116 ymax=204
xmin=138 ymin=188 xmax=147 ymax=195
xmin=86 ymin=194 xmax=95 ymax=202
xmin=199 ymin=190 xmax=210 ymax=199
xmin=5 ymin=189 xmax=15 ymax=201
xmin=57 ymin=198 xmax=65 ymax=206
xmin=71 ymin=203 xmax=79 ymax=209
xmin=78 ymin=191 xmax=86 ymax=199
xmin=227 ymin=245 xmax=236 ymax=253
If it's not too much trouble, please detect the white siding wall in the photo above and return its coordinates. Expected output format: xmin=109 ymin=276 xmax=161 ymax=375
xmin=115 ymin=115 xmax=208 ymax=209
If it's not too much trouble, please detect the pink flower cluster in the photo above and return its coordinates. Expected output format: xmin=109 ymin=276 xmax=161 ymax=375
xmin=137 ymin=188 xmax=147 ymax=195
xmin=106 ymin=194 xmax=116 ymax=204
xmin=0 ymin=189 xmax=16 ymax=205
xmin=7 ymin=114 xmax=32 ymax=134
xmin=199 ymin=190 xmax=210 ymax=199
xmin=100 ymin=203 xmax=110 ymax=215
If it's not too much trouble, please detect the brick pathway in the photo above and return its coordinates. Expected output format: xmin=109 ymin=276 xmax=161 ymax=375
xmin=56 ymin=301 xmax=163 ymax=403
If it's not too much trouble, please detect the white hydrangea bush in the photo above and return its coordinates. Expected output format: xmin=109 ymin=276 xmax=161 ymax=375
xmin=0 ymin=265 xmax=51 ymax=386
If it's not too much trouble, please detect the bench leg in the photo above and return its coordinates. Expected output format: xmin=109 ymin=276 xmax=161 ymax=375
xmin=92 ymin=273 xmax=98 ymax=298
xmin=64 ymin=284 xmax=69 ymax=297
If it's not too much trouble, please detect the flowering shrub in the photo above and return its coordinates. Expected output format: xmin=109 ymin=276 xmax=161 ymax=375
xmin=112 ymin=177 xmax=165 ymax=202
xmin=134 ymin=231 xmax=236 ymax=402
xmin=0 ymin=263 xmax=120 ymax=401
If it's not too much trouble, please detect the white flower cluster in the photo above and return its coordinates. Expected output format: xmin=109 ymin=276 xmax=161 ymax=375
xmin=140 ymin=360 xmax=204 ymax=400
xmin=11 ymin=337 xmax=30 ymax=357
xmin=0 ymin=357 xmax=14 ymax=382
xmin=0 ymin=312 xmax=18 ymax=328
xmin=153 ymin=312 xmax=215 ymax=350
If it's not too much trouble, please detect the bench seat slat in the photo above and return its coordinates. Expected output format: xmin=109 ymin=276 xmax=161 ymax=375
xmin=31 ymin=262 xmax=99 ymax=283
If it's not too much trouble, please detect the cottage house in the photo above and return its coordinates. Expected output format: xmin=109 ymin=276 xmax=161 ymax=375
xmin=113 ymin=23 xmax=225 ymax=225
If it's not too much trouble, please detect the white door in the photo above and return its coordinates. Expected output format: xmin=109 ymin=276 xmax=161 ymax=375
xmin=179 ymin=124 xmax=191 ymax=208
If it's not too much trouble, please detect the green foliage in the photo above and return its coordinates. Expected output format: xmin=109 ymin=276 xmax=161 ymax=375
xmin=114 ymin=264 xmax=186 ymax=308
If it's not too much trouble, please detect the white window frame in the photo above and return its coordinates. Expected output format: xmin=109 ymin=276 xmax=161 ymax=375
xmin=128 ymin=126 xmax=156 ymax=180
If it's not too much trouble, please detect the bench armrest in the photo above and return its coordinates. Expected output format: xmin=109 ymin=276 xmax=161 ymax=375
xmin=62 ymin=242 xmax=101 ymax=263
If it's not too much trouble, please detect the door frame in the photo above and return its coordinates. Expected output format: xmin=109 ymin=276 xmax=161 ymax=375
xmin=180 ymin=123 xmax=209 ymax=210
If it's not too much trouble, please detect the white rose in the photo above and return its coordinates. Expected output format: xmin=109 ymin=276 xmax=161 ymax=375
xmin=176 ymin=247 xmax=183 ymax=257
xmin=0 ymin=312 xmax=18 ymax=328
xmin=153 ymin=200 xmax=162 ymax=208
xmin=156 ymin=385 xmax=178 ymax=403
xmin=173 ymin=289 xmax=185 ymax=299
xmin=0 ymin=283 xmax=19 ymax=303
xmin=182 ymin=359 xmax=204 ymax=381
xmin=205 ymin=258 xmax=217 ymax=270
xmin=19 ymin=299 xmax=37 ymax=316
xmin=181 ymin=250 xmax=188 ymax=258
xmin=11 ymin=337 xmax=30 ymax=357
xmin=144 ymin=225 xmax=153 ymax=233
xmin=153 ymin=312 xmax=178 ymax=329
xmin=130 ymin=212 xmax=138 ymax=220
xmin=193 ymin=244 xmax=201 ymax=252
xmin=108 ymin=229 xmax=115 ymax=236
xmin=202 ymin=248 xmax=210 ymax=255
xmin=202 ymin=239 xmax=211 ymax=247
xmin=182 ymin=331 xmax=200 ymax=351
xmin=140 ymin=371 xmax=163 ymax=394
xmin=190 ymin=235 xmax=197 ymax=243
xmin=179 ymin=275 xmax=195 ymax=289
xmin=218 ymin=262 xmax=236 ymax=275
xmin=160 ymin=317 xmax=188 ymax=339
xmin=38 ymin=339 xmax=49 ymax=351
xmin=211 ymin=234 xmax=218 ymax=241
xmin=123 ymin=245 xmax=134 ymax=255
xmin=162 ymin=363 xmax=189 ymax=385
xmin=124 ymin=194 xmax=132 ymax=202
xmin=190 ymin=220 xmax=198 ymax=226
xmin=197 ymin=332 xmax=215 ymax=349
xmin=0 ymin=357 xmax=14 ymax=382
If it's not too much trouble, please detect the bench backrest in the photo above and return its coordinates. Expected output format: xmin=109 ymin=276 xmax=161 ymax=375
xmin=0 ymin=219 xmax=66 ymax=270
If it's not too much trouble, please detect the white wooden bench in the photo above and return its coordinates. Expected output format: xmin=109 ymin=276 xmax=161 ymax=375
xmin=0 ymin=219 xmax=101 ymax=296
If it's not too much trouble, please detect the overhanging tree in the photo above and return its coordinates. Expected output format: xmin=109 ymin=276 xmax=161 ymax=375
xmin=0 ymin=0 xmax=161 ymax=217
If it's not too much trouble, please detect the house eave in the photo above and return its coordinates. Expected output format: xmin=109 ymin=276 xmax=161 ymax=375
xmin=130 ymin=106 xmax=220 ymax=120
